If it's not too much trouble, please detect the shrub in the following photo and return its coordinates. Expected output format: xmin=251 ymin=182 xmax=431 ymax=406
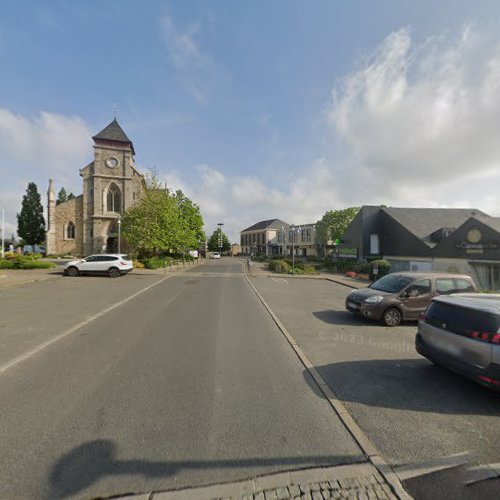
xmin=0 ymin=257 xmax=55 ymax=269
xmin=142 ymin=256 xmax=175 ymax=269
xmin=268 ymin=259 xmax=291 ymax=273
xmin=3 ymin=251 xmax=17 ymax=260
xmin=368 ymin=259 xmax=391 ymax=279
xmin=132 ymin=259 xmax=145 ymax=269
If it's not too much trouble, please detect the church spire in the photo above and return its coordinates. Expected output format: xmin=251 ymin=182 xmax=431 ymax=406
xmin=92 ymin=119 xmax=135 ymax=154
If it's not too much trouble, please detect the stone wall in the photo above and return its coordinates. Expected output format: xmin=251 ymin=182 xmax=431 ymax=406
xmin=53 ymin=196 xmax=84 ymax=256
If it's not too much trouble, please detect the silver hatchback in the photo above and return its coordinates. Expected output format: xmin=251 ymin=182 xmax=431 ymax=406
xmin=416 ymin=294 xmax=500 ymax=392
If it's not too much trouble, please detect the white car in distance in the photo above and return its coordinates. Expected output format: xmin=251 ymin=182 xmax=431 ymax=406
xmin=64 ymin=254 xmax=133 ymax=278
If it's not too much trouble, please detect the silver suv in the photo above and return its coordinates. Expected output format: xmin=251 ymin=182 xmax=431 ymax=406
xmin=416 ymin=294 xmax=500 ymax=392
xmin=64 ymin=254 xmax=133 ymax=278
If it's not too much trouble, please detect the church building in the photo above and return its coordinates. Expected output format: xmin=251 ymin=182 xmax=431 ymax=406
xmin=46 ymin=119 xmax=145 ymax=256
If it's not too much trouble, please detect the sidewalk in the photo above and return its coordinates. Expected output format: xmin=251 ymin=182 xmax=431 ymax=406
xmin=247 ymin=261 xmax=366 ymax=290
xmin=123 ymin=462 xmax=400 ymax=499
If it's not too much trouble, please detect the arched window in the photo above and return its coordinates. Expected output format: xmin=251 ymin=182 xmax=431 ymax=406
xmin=106 ymin=183 xmax=121 ymax=213
xmin=66 ymin=221 xmax=75 ymax=239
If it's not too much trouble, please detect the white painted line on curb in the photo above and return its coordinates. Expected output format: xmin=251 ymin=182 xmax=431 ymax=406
xmin=243 ymin=271 xmax=412 ymax=500
xmin=0 ymin=275 xmax=172 ymax=375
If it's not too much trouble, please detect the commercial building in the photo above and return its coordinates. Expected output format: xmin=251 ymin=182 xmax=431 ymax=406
xmin=339 ymin=206 xmax=500 ymax=290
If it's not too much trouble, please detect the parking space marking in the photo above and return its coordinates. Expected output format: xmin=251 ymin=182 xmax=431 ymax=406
xmin=0 ymin=275 xmax=172 ymax=375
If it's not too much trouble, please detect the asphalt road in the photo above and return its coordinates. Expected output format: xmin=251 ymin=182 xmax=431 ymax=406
xmin=250 ymin=275 xmax=500 ymax=499
xmin=0 ymin=260 xmax=364 ymax=499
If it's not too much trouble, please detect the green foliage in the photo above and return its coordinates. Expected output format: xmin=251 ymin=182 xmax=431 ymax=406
xmin=17 ymin=182 xmax=46 ymax=245
xmin=368 ymin=259 xmax=391 ymax=278
xmin=268 ymin=259 xmax=291 ymax=273
xmin=57 ymin=187 xmax=68 ymax=205
xmin=207 ymin=228 xmax=231 ymax=252
xmin=121 ymin=172 xmax=205 ymax=256
xmin=252 ymin=255 xmax=269 ymax=262
xmin=142 ymin=256 xmax=174 ymax=269
xmin=316 ymin=207 xmax=360 ymax=246
xmin=67 ymin=193 xmax=75 ymax=200
xmin=0 ymin=256 xmax=55 ymax=269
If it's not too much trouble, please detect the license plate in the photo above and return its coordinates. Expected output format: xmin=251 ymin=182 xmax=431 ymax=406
xmin=348 ymin=301 xmax=359 ymax=310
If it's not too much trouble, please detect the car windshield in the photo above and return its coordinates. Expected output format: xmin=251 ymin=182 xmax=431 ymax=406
xmin=371 ymin=275 xmax=413 ymax=293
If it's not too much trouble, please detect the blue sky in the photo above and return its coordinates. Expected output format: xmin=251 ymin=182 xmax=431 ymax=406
xmin=2 ymin=1 xmax=500 ymax=242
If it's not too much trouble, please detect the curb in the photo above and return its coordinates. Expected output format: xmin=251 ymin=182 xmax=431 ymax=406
xmin=243 ymin=270 xmax=411 ymax=500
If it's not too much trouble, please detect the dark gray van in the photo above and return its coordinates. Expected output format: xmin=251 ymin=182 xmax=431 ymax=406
xmin=416 ymin=294 xmax=500 ymax=392
xmin=345 ymin=272 xmax=478 ymax=326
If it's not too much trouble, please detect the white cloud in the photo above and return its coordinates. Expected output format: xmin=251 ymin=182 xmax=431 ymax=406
xmin=160 ymin=11 xmax=227 ymax=104
xmin=0 ymin=109 xmax=91 ymax=236
xmin=328 ymin=25 xmax=500 ymax=207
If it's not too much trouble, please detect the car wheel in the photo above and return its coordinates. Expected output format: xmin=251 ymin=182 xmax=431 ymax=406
xmin=382 ymin=307 xmax=402 ymax=327
xmin=108 ymin=267 xmax=121 ymax=278
xmin=66 ymin=266 xmax=79 ymax=277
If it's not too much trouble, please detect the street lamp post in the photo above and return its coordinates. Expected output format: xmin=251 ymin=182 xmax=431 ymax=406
xmin=217 ymin=222 xmax=224 ymax=255
xmin=117 ymin=215 xmax=121 ymax=254
xmin=291 ymin=225 xmax=301 ymax=276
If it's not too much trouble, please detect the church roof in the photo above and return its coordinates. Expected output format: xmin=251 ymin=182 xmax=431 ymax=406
xmin=92 ymin=118 xmax=135 ymax=154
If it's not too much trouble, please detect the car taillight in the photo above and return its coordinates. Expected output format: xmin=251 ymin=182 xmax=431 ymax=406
xmin=491 ymin=334 xmax=500 ymax=344
xmin=466 ymin=331 xmax=500 ymax=344
xmin=119 ymin=261 xmax=127 ymax=266
xmin=478 ymin=375 xmax=500 ymax=386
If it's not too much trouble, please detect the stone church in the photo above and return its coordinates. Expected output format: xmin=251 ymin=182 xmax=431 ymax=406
xmin=46 ymin=119 xmax=145 ymax=256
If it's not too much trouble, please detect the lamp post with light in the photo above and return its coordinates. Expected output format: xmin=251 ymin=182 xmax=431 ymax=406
xmin=217 ymin=222 xmax=224 ymax=255
xmin=117 ymin=215 xmax=121 ymax=254
xmin=291 ymin=225 xmax=301 ymax=276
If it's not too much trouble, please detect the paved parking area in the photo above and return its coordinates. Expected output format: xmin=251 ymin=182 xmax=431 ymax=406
xmin=249 ymin=276 xmax=500 ymax=486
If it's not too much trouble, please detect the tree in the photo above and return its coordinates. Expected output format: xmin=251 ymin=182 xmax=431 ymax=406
xmin=316 ymin=207 xmax=360 ymax=249
xmin=207 ymin=228 xmax=231 ymax=252
xmin=67 ymin=193 xmax=75 ymax=200
xmin=121 ymin=172 xmax=205 ymax=256
xmin=17 ymin=182 xmax=46 ymax=245
xmin=57 ymin=187 xmax=68 ymax=205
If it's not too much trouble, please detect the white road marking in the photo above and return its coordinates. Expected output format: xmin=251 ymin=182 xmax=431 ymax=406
xmin=394 ymin=452 xmax=470 ymax=481
xmin=270 ymin=277 xmax=288 ymax=285
xmin=0 ymin=275 xmax=172 ymax=375
xmin=244 ymin=272 xmax=411 ymax=500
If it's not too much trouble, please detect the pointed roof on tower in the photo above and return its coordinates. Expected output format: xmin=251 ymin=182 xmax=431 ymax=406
xmin=92 ymin=118 xmax=135 ymax=154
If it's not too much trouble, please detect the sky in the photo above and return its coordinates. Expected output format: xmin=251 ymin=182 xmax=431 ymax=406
xmin=2 ymin=1 xmax=500 ymax=243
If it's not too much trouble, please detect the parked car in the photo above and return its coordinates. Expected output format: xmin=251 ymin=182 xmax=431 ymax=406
xmin=416 ymin=294 xmax=500 ymax=392
xmin=64 ymin=254 xmax=133 ymax=278
xmin=188 ymin=250 xmax=199 ymax=259
xmin=210 ymin=252 xmax=221 ymax=259
xmin=345 ymin=272 xmax=478 ymax=326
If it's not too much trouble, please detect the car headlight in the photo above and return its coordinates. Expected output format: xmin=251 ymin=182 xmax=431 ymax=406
xmin=364 ymin=295 xmax=384 ymax=304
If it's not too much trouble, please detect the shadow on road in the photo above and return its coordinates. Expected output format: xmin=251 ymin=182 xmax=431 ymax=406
xmin=303 ymin=359 xmax=500 ymax=416
xmin=313 ymin=309 xmax=417 ymax=328
xmin=48 ymin=439 xmax=362 ymax=499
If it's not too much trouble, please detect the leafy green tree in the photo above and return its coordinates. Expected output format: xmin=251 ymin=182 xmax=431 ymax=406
xmin=67 ymin=192 xmax=75 ymax=200
xmin=57 ymin=187 xmax=68 ymax=205
xmin=316 ymin=207 xmax=360 ymax=248
xmin=207 ymin=228 xmax=231 ymax=252
xmin=121 ymin=172 xmax=205 ymax=256
xmin=17 ymin=182 xmax=46 ymax=245
xmin=173 ymin=190 xmax=205 ymax=250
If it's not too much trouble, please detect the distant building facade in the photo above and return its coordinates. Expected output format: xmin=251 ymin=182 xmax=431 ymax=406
xmin=240 ymin=219 xmax=317 ymax=257
xmin=46 ymin=119 xmax=145 ymax=256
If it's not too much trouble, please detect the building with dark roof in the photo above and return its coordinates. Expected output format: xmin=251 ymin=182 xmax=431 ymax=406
xmin=340 ymin=206 xmax=500 ymax=290
xmin=46 ymin=119 xmax=145 ymax=256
